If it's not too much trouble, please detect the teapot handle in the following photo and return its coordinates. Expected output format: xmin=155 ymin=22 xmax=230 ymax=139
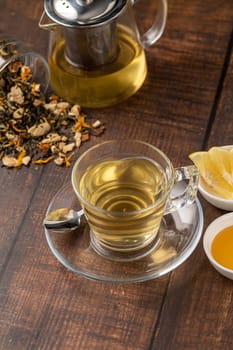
xmin=39 ymin=11 xmax=59 ymax=30
xmin=132 ymin=0 xmax=167 ymax=48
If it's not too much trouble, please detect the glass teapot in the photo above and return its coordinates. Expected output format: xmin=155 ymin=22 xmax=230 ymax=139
xmin=39 ymin=0 xmax=167 ymax=108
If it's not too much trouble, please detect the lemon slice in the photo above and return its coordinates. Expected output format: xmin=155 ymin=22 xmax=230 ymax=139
xmin=189 ymin=147 xmax=233 ymax=200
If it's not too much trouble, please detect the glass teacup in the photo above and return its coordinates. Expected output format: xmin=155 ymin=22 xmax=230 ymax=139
xmin=71 ymin=140 xmax=199 ymax=261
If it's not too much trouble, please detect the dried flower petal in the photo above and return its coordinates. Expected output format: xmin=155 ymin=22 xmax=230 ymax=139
xmin=0 ymin=58 xmax=105 ymax=168
xmin=22 ymin=156 xmax=31 ymax=166
xmin=92 ymin=120 xmax=102 ymax=128
xmin=28 ymin=121 xmax=51 ymax=138
xmin=73 ymin=115 xmax=91 ymax=131
xmin=44 ymin=101 xmax=57 ymax=111
xmin=31 ymin=83 xmax=41 ymax=96
xmin=8 ymin=61 xmax=22 ymax=73
xmin=54 ymin=102 xmax=70 ymax=115
xmin=21 ymin=65 xmax=32 ymax=80
xmin=69 ymin=104 xmax=81 ymax=117
xmin=41 ymin=133 xmax=62 ymax=144
xmin=2 ymin=155 xmax=18 ymax=167
xmin=34 ymin=156 xmax=54 ymax=164
xmin=7 ymin=85 xmax=24 ymax=104
xmin=54 ymin=156 xmax=64 ymax=166
xmin=62 ymin=142 xmax=75 ymax=154
xmin=13 ymin=108 xmax=24 ymax=119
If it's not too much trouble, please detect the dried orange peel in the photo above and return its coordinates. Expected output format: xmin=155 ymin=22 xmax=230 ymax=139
xmin=0 ymin=59 xmax=105 ymax=168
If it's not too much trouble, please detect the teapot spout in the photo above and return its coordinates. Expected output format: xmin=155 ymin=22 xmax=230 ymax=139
xmin=39 ymin=11 xmax=59 ymax=31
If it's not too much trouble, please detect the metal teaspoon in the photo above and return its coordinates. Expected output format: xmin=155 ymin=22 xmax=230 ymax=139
xmin=43 ymin=207 xmax=84 ymax=231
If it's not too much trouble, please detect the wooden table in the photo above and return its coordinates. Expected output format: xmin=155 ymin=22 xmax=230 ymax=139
xmin=0 ymin=1 xmax=233 ymax=349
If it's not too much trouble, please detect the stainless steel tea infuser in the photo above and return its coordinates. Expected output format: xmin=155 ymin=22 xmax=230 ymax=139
xmin=39 ymin=0 xmax=167 ymax=107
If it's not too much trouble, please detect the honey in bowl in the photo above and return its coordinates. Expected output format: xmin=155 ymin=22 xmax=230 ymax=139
xmin=211 ymin=225 xmax=233 ymax=270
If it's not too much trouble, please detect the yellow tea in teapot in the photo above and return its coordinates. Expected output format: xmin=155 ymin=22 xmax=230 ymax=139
xmin=49 ymin=25 xmax=147 ymax=108
xmin=40 ymin=0 xmax=167 ymax=109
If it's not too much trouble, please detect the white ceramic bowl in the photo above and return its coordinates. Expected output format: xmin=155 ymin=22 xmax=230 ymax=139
xmin=203 ymin=212 xmax=233 ymax=280
xmin=198 ymin=145 xmax=233 ymax=211
xmin=198 ymin=183 xmax=233 ymax=211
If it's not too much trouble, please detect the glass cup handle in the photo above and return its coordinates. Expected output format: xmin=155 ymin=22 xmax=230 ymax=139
xmin=132 ymin=0 xmax=168 ymax=48
xmin=164 ymin=165 xmax=199 ymax=215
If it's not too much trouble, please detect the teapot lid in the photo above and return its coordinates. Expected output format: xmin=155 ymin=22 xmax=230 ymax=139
xmin=44 ymin=0 xmax=127 ymax=27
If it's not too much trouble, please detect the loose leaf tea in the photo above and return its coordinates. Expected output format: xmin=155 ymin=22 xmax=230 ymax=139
xmin=0 ymin=60 xmax=105 ymax=168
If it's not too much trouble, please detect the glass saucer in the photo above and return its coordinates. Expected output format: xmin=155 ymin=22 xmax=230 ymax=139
xmin=44 ymin=183 xmax=204 ymax=284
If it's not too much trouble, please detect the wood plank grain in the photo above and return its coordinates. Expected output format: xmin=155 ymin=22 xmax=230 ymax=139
xmin=0 ymin=0 xmax=233 ymax=349
xmin=151 ymin=14 xmax=233 ymax=350
xmin=0 ymin=1 xmax=47 ymax=55
xmin=0 ymin=169 xmax=39 ymax=265
xmin=207 ymin=34 xmax=233 ymax=147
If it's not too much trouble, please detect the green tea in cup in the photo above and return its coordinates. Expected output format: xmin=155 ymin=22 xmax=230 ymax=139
xmin=72 ymin=140 xmax=198 ymax=261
